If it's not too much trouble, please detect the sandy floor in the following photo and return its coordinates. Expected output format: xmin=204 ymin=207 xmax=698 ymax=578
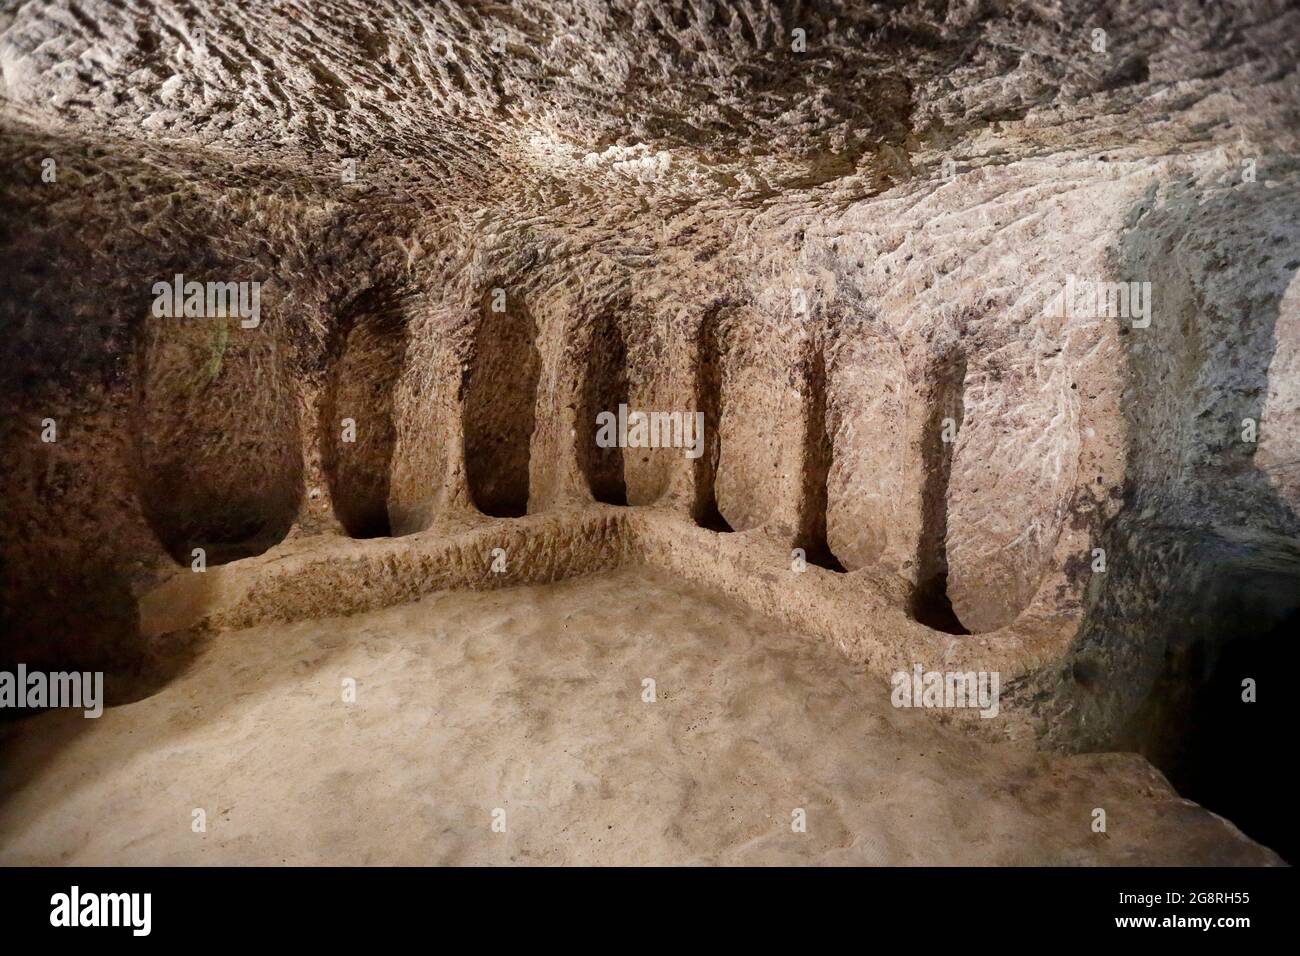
xmin=0 ymin=567 xmax=1278 ymax=865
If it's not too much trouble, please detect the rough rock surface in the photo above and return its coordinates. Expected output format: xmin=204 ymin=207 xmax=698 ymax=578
xmin=0 ymin=0 xmax=1298 ymax=860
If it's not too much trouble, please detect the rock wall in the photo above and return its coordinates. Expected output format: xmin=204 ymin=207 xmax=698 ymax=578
xmin=1 ymin=1 xmax=1297 ymax=759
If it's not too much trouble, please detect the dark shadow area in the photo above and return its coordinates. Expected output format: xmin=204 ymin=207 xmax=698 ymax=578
xmin=463 ymin=291 xmax=541 ymax=517
xmin=797 ymin=343 xmax=845 ymax=572
xmin=911 ymin=353 xmax=969 ymax=633
xmin=321 ymin=288 xmax=412 ymax=538
xmin=692 ymin=306 xmax=733 ymax=532
xmin=1118 ymin=537 xmax=1300 ymax=863
xmin=577 ymin=312 xmax=629 ymax=505
xmin=1159 ymin=603 xmax=1298 ymax=863
xmin=0 ymin=559 xmax=211 ymax=814
xmin=910 ymin=570 xmax=969 ymax=635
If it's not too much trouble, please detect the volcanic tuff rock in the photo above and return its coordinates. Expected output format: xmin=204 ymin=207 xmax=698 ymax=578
xmin=0 ymin=1 xmax=1297 ymax=761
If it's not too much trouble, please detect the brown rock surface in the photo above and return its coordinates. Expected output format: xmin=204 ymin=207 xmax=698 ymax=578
xmin=1 ymin=0 xmax=1297 ymax=863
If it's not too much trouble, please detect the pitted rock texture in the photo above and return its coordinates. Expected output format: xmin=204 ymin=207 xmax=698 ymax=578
xmin=0 ymin=0 xmax=1298 ymax=861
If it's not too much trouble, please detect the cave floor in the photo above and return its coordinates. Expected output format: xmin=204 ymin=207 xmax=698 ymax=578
xmin=0 ymin=567 xmax=1278 ymax=865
